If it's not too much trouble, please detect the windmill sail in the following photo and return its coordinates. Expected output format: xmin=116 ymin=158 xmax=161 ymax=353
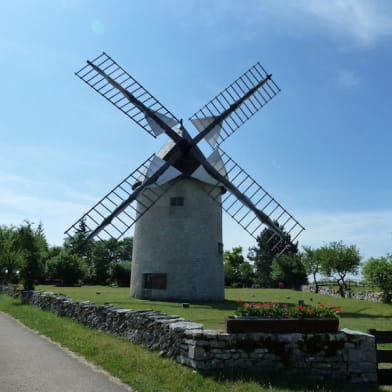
xmin=75 ymin=52 xmax=179 ymax=138
xmin=69 ymin=53 xmax=304 ymax=251
xmin=189 ymin=62 xmax=280 ymax=147
xmin=65 ymin=154 xmax=174 ymax=241
xmin=205 ymin=148 xmax=305 ymax=245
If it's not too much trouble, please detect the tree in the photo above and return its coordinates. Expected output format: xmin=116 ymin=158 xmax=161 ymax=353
xmin=108 ymin=261 xmax=131 ymax=287
xmin=238 ymin=261 xmax=255 ymax=287
xmin=0 ymin=225 xmax=23 ymax=283
xmin=318 ymin=241 xmax=361 ymax=297
xmin=87 ymin=238 xmax=132 ymax=284
xmin=47 ymin=251 xmax=86 ymax=286
xmin=16 ymin=221 xmax=46 ymax=290
xmin=223 ymin=247 xmax=254 ymax=287
xmin=301 ymin=246 xmax=322 ymax=293
xmin=272 ymin=253 xmax=308 ymax=289
xmin=362 ymin=255 xmax=392 ymax=303
xmin=64 ymin=219 xmax=92 ymax=258
xmin=248 ymin=224 xmax=298 ymax=288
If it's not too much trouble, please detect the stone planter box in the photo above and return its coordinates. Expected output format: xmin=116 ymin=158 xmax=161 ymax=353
xmin=225 ymin=316 xmax=339 ymax=333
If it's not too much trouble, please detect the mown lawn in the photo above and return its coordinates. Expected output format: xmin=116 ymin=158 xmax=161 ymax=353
xmin=36 ymin=285 xmax=392 ymax=333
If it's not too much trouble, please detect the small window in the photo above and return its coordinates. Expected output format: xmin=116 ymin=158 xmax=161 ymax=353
xmin=143 ymin=273 xmax=167 ymax=290
xmin=170 ymin=197 xmax=184 ymax=206
xmin=218 ymin=242 xmax=223 ymax=255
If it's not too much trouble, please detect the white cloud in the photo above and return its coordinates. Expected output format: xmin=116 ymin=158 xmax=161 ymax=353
xmin=292 ymin=0 xmax=392 ymax=46
xmin=186 ymin=0 xmax=392 ymax=48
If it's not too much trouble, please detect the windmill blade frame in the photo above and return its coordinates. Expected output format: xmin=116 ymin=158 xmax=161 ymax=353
xmin=75 ymin=52 xmax=180 ymax=139
xmin=189 ymin=62 xmax=280 ymax=148
xmin=196 ymin=148 xmax=305 ymax=249
xmin=65 ymin=154 xmax=181 ymax=242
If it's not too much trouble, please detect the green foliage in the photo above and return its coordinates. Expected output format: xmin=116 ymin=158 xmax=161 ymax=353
xmin=47 ymin=251 xmax=86 ymax=286
xmin=87 ymin=238 xmax=132 ymax=284
xmin=238 ymin=262 xmax=254 ymax=287
xmin=224 ymin=247 xmax=254 ymax=287
xmin=47 ymin=245 xmax=62 ymax=259
xmin=64 ymin=218 xmax=92 ymax=258
xmin=0 ymin=225 xmax=23 ymax=283
xmin=64 ymin=220 xmax=133 ymax=285
xmin=362 ymin=255 xmax=392 ymax=302
xmin=249 ymin=225 xmax=298 ymax=288
xmin=108 ymin=261 xmax=131 ymax=287
xmin=300 ymin=246 xmax=322 ymax=292
xmin=318 ymin=241 xmax=361 ymax=297
xmin=271 ymin=254 xmax=308 ymax=289
xmin=16 ymin=221 xmax=47 ymax=289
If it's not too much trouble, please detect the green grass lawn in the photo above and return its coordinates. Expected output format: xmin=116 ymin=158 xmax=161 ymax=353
xmin=2 ymin=286 xmax=392 ymax=392
xmin=36 ymin=285 xmax=392 ymax=333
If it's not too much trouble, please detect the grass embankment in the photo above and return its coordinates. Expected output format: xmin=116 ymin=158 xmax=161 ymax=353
xmin=36 ymin=285 xmax=392 ymax=332
xmin=1 ymin=287 xmax=391 ymax=391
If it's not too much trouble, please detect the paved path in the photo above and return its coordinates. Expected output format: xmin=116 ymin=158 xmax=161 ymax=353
xmin=0 ymin=311 xmax=133 ymax=392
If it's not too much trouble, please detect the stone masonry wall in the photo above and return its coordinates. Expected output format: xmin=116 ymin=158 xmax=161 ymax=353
xmin=1 ymin=286 xmax=377 ymax=384
xmin=302 ymin=285 xmax=384 ymax=302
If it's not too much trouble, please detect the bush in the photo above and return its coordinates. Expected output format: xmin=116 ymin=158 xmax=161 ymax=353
xmin=108 ymin=261 xmax=131 ymax=287
xmin=362 ymin=255 xmax=392 ymax=303
xmin=47 ymin=252 xmax=86 ymax=286
xmin=271 ymin=253 xmax=308 ymax=290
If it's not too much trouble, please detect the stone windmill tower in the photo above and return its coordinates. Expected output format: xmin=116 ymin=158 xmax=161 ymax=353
xmin=66 ymin=52 xmax=304 ymax=300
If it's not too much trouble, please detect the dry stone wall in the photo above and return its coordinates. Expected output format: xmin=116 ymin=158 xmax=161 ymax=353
xmin=302 ymin=285 xmax=384 ymax=302
xmin=1 ymin=287 xmax=377 ymax=385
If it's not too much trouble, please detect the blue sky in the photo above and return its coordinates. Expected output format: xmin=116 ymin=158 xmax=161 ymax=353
xmin=1 ymin=0 xmax=391 ymax=261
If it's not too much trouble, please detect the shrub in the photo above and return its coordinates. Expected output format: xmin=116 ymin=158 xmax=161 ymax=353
xmin=108 ymin=261 xmax=131 ymax=287
xmin=47 ymin=252 xmax=86 ymax=286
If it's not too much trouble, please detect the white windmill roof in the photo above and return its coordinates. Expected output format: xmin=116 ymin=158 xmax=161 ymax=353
xmin=141 ymin=125 xmax=227 ymax=188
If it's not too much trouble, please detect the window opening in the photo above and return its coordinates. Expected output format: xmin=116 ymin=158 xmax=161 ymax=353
xmin=143 ymin=273 xmax=167 ymax=289
xmin=170 ymin=197 xmax=184 ymax=206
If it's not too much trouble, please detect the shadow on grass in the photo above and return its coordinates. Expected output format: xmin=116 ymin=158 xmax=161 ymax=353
xmin=202 ymin=369 xmax=378 ymax=392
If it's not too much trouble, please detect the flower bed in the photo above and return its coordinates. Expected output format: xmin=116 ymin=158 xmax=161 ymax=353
xmin=226 ymin=301 xmax=341 ymax=333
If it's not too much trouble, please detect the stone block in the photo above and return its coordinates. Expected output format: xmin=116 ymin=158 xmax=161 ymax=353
xmin=188 ymin=345 xmax=207 ymax=360
xmin=169 ymin=321 xmax=204 ymax=332
xmin=209 ymin=340 xmax=226 ymax=348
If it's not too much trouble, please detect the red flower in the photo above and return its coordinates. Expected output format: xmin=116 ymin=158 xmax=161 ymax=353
xmin=307 ymin=310 xmax=315 ymax=314
xmin=295 ymin=305 xmax=306 ymax=310
xmin=332 ymin=306 xmax=342 ymax=313
xmin=236 ymin=299 xmax=243 ymax=303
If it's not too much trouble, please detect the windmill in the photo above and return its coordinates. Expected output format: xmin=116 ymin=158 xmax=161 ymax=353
xmin=65 ymin=52 xmax=305 ymax=300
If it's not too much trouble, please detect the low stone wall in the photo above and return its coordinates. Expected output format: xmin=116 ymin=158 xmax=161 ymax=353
xmin=1 ymin=286 xmax=377 ymax=384
xmin=302 ymin=285 xmax=384 ymax=302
